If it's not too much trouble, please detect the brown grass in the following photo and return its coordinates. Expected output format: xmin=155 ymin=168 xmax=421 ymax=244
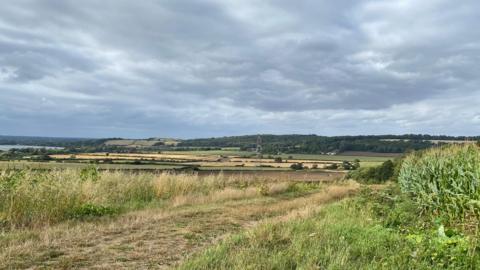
xmin=0 ymin=178 xmax=358 ymax=269
xmin=172 ymin=187 xmax=259 ymax=207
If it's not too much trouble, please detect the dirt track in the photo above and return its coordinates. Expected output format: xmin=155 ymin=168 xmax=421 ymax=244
xmin=1 ymin=183 xmax=358 ymax=269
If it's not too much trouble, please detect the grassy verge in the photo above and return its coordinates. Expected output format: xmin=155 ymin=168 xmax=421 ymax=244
xmin=179 ymin=185 xmax=479 ymax=269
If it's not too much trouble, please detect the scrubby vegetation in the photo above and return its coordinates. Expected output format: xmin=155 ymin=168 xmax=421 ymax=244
xmin=347 ymin=159 xmax=401 ymax=183
xmin=180 ymin=185 xmax=479 ymax=269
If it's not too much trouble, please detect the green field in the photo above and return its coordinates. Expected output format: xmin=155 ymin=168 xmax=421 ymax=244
xmin=197 ymin=166 xmax=292 ymax=171
xmin=278 ymin=153 xmax=394 ymax=162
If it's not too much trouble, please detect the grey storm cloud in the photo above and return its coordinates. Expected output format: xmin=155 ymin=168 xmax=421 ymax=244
xmin=0 ymin=0 xmax=479 ymax=138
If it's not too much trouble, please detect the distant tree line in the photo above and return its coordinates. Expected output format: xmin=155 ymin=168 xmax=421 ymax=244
xmin=2 ymin=134 xmax=478 ymax=155
xmin=179 ymin=134 xmax=479 ymax=154
xmin=0 ymin=136 xmax=113 ymax=148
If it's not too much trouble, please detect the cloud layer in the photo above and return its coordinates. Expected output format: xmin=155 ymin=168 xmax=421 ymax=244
xmin=1 ymin=0 xmax=479 ymax=138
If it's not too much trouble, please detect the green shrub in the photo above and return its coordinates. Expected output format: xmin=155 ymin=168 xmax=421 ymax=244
xmin=68 ymin=203 xmax=118 ymax=219
xmin=361 ymin=186 xmax=479 ymax=269
xmin=290 ymin=163 xmax=304 ymax=170
xmin=348 ymin=160 xmax=397 ymax=183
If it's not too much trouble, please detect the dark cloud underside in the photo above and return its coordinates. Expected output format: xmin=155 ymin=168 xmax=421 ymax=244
xmin=0 ymin=0 xmax=479 ymax=138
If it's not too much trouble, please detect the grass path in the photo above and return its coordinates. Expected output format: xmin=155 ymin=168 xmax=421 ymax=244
xmin=1 ymin=183 xmax=358 ymax=269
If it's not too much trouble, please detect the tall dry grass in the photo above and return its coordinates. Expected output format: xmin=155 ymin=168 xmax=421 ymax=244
xmin=0 ymin=169 xmax=158 ymax=228
xmin=0 ymin=169 xmax=304 ymax=229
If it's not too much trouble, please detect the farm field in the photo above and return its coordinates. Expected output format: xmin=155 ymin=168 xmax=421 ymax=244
xmin=0 ymin=161 xmax=184 ymax=171
xmin=47 ymin=150 xmax=393 ymax=172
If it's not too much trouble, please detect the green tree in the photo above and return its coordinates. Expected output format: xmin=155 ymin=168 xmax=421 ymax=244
xmin=353 ymin=159 xmax=361 ymax=169
xmin=290 ymin=163 xmax=304 ymax=170
xmin=376 ymin=160 xmax=394 ymax=181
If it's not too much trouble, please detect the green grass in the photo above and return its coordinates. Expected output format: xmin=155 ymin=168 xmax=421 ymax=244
xmin=359 ymin=161 xmax=384 ymax=168
xmin=277 ymin=153 xmax=392 ymax=162
xmin=179 ymin=186 xmax=479 ymax=270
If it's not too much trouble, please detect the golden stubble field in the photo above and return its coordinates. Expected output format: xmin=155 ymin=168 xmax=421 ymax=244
xmin=49 ymin=152 xmax=344 ymax=169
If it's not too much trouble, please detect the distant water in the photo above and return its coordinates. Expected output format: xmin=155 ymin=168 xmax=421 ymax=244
xmin=0 ymin=145 xmax=64 ymax=151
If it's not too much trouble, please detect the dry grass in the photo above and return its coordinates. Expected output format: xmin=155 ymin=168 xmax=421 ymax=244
xmin=259 ymin=180 xmax=360 ymax=222
xmin=0 ymin=180 xmax=358 ymax=269
xmin=172 ymin=187 xmax=259 ymax=207
xmin=0 ymin=168 xmax=333 ymax=229
xmin=0 ymin=170 xmax=225 ymax=229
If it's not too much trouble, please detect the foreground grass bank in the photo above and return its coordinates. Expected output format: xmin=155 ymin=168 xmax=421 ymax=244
xmin=0 ymin=168 xmax=309 ymax=229
xmin=180 ymin=186 xmax=479 ymax=269
xmin=0 ymin=174 xmax=356 ymax=269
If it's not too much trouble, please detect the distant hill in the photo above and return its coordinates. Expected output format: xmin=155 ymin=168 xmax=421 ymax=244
xmin=104 ymin=138 xmax=180 ymax=148
xmin=0 ymin=135 xmax=107 ymax=147
xmin=0 ymin=135 xmax=179 ymax=150
xmin=1 ymin=134 xmax=478 ymax=154
xmin=179 ymin=134 xmax=480 ymax=154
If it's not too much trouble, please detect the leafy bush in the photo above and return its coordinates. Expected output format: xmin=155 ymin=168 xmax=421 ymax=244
xmin=290 ymin=163 xmax=304 ymax=170
xmin=68 ymin=203 xmax=118 ymax=219
xmin=348 ymin=160 xmax=397 ymax=183
xmin=362 ymin=186 xmax=479 ymax=269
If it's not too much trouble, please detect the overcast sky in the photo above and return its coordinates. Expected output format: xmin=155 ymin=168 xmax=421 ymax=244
xmin=1 ymin=0 xmax=479 ymax=138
